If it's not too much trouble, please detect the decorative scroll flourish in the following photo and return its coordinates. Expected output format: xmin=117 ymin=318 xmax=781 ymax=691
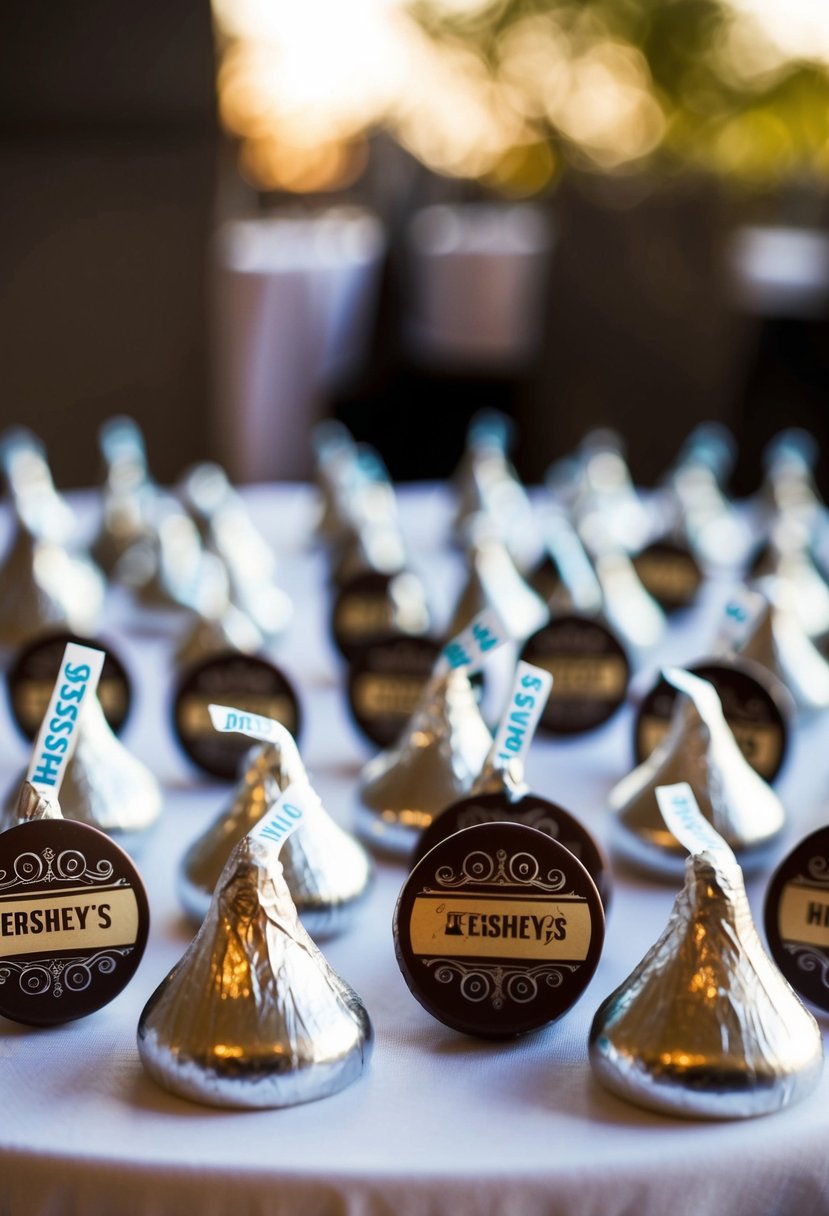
xmin=0 ymin=948 xmax=132 ymax=1000
xmin=433 ymin=848 xmax=567 ymax=893
xmin=784 ymin=943 xmax=829 ymax=989
xmin=0 ymin=846 xmax=117 ymax=893
xmin=422 ymin=957 xmax=580 ymax=1009
xmin=800 ymin=855 xmax=829 ymax=889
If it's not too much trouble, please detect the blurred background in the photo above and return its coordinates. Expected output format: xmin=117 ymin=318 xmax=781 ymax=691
xmin=2 ymin=0 xmax=829 ymax=493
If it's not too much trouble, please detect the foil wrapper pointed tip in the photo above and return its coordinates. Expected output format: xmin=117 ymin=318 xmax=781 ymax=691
xmin=356 ymin=668 xmax=493 ymax=856
xmin=15 ymin=781 xmax=62 ymax=824
xmin=589 ymin=851 xmax=823 ymax=1119
xmin=139 ymin=835 xmax=372 ymax=1109
xmin=180 ymin=742 xmax=372 ymax=937
xmin=609 ymin=671 xmax=786 ymax=875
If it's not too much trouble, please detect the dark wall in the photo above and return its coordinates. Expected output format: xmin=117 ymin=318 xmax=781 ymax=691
xmin=0 ymin=1 xmax=217 ymax=486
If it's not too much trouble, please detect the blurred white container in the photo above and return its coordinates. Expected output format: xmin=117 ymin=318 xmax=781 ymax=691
xmin=212 ymin=210 xmax=386 ymax=482
xmin=405 ymin=203 xmax=555 ymax=370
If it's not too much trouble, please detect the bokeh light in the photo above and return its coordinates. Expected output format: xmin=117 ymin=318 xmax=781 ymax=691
xmin=211 ymin=0 xmax=829 ymax=194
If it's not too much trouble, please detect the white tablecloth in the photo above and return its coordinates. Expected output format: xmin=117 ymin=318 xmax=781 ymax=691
xmin=2 ymin=485 xmax=829 ymax=1216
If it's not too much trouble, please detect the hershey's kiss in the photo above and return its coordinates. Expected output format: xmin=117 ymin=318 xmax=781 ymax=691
xmin=180 ymin=740 xmax=372 ymax=937
xmin=15 ymin=780 xmax=61 ymax=824
xmin=447 ymin=519 xmax=548 ymax=647
xmin=356 ymin=666 xmax=492 ymax=856
xmin=139 ymin=830 xmax=372 ymax=1109
xmin=591 ymin=782 xmax=822 ymax=1119
xmin=174 ymin=596 xmax=265 ymax=671
xmin=578 ymin=516 xmax=665 ymax=655
xmin=727 ymin=580 xmax=829 ymax=712
xmin=749 ymin=517 xmax=829 ymax=640
xmin=3 ymin=695 xmax=163 ymax=848
xmin=665 ymin=423 xmax=752 ymax=569
xmin=609 ymin=667 xmax=786 ymax=876
xmin=92 ymin=416 xmax=157 ymax=575
xmin=0 ymin=524 xmax=106 ymax=648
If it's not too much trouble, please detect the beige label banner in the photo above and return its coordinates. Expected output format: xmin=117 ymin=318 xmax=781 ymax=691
xmin=353 ymin=674 xmax=425 ymax=718
xmin=409 ymin=895 xmax=592 ymax=961
xmin=534 ymin=657 xmax=627 ymax=700
xmin=779 ymin=884 xmax=829 ymax=947
xmin=0 ymin=887 xmax=139 ymax=958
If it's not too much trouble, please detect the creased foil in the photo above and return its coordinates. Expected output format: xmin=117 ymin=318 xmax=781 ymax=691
xmin=180 ymin=743 xmax=372 ymax=937
xmin=174 ymin=603 xmax=264 ymax=669
xmin=139 ymin=835 xmax=372 ymax=1109
xmin=447 ymin=525 xmax=548 ymax=645
xmin=731 ymin=581 xmax=829 ymax=712
xmin=610 ymin=669 xmax=785 ymax=875
xmin=2 ymin=697 xmax=163 ymax=848
xmin=356 ymin=667 xmax=492 ymax=855
xmin=589 ymin=848 xmax=822 ymax=1118
xmin=15 ymin=781 xmax=61 ymax=823
xmin=0 ymin=526 xmax=106 ymax=646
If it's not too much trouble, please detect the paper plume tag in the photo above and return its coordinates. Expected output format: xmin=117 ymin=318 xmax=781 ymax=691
xmin=655 ymin=782 xmax=736 ymax=866
xmin=440 ymin=608 xmax=509 ymax=676
xmin=26 ymin=642 xmax=105 ymax=797
xmin=492 ymin=661 xmax=553 ymax=768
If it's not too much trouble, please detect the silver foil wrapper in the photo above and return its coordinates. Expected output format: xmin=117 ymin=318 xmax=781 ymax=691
xmin=174 ymin=602 xmax=265 ymax=669
xmin=179 ymin=743 xmax=372 ymax=937
xmin=589 ymin=847 xmax=823 ymax=1118
xmin=732 ymin=580 xmax=829 ymax=712
xmin=92 ymin=416 xmax=157 ymax=575
xmin=139 ymin=835 xmax=373 ymax=1109
xmin=181 ymin=462 xmax=292 ymax=639
xmin=667 ymin=424 xmax=752 ymax=569
xmin=2 ymin=696 xmax=163 ymax=849
xmin=14 ymin=781 xmax=61 ymax=823
xmin=0 ymin=525 xmax=106 ymax=647
xmin=447 ymin=524 xmax=548 ymax=645
xmin=610 ymin=668 xmax=786 ymax=876
xmin=356 ymin=667 xmax=492 ymax=855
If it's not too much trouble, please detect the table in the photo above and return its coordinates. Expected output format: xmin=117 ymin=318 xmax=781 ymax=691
xmin=2 ymin=484 xmax=829 ymax=1216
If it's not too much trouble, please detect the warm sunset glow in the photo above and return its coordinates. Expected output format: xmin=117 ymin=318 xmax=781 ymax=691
xmin=211 ymin=0 xmax=829 ymax=193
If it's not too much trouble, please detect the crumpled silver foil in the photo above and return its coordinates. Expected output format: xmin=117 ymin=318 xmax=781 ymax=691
xmin=609 ymin=668 xmax=786 ymax=875
xmin=2 ymin=696 xmax=163 ymax=849
xmin=139 ymin=834 xmax=373 ymax=1109
xmin=356 ymin=667 xmax=492 ymax=855
xmin=180 ymin=743 xmax=372 ymax=937
xmin=589 ymin=845 xmax=822 ymax=1118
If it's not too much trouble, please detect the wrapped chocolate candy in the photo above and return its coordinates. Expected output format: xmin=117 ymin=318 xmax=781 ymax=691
xmin=591 ymin=782 xmax=822 ymax=1118
xmin=567 ymin=429 xmax=653 ymax=557
xmin=662 ymin=423 xmax=752 ymax=569
xmin=720 ymin=583 xmax=829 ymax=712
xmin=411 ymin=660 xmax=611 ymax=907
xmin=92 ymin=416 xmax=157 ymax=575
xmin=529 ymin=506 xmax=603 ymax=616
xmin=747 ymin=516 xmax=829 ymax=640
xmin=609 ymin=667 xmax=786 ymax=876
xmin=356 ymin=610 xmax=502 ymax=856
xmin=0 ymin=430 xmax=105 ymax=646
xmin=452 ymin=410 xmax=536 ymax=561
xmin=180 ymin=462 xmax=292 ymax=639
xmin=577 ymin=517 xmax=665 ymax=656
xmin=179 ymin=705 xmax=371 ymax=937
xmin=139 ymin=782 xmax=372 ymax=1108
xmin=759 ymin=428 xmax=824 ymax=532
xmin=2 ymin=653 xmax=163 ymax=850
xmin=447 ymin=518 xmax=548 ymax=649
xmin=0 ymin=643 xmax=150 ymax=1026
xmin=174 ymin=600 xmax=265 ymax=670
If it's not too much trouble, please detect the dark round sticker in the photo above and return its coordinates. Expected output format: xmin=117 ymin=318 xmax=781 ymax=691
xmin=632 ymin=540 xmax=703 ymax=613
xmin=331 ymin=570 xmax=431 ymax=663
xmin=0 ymin=818 xmax=149 ymax=1026
xmin=410 ymin=793 xmax=612 ymax=910
xmin=393 ymin=822 xmax=604 ymax=1038
xmin=520 ymin=615 xmax=630 ymax=734
xmin=6 ymin=631 xmax=132 ymax=741
xmin=172 ymin=653 xmax=301 ymax=780
xmin=764 ymin=826 xmax=829 ymax=1012
xmin=347 ymin=635 xmax=443 ymax=748
xmin=633 ymin=658 xmax=790 ymax=783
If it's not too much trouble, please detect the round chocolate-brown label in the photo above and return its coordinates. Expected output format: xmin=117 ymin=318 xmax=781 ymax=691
xmin=173 ymin=653 xmax=301 ymax=779
xmin=633 ymin=659 xmax=790 ymax=782
xmin=520 ymin=615 xmax=630 ymax=734
xmin=347 ymin=635 xmax=442 ymax=748
xmin=0 ymin=819 xmax=149 ymax=1026
xmin=632 ymin=540 xmax=703 ymax=613
xmin=411 ymin=793 xmax=612 ymax=910
xmin=331 ymin=571 xmax=431 ymax=662
xmin=7 ymin=632 xmax=131 ymax=740
xmin=394 ymin=822 xmax=604 ymax=1038
xmin=764 ymin=827 xmax=829 ymax=1012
